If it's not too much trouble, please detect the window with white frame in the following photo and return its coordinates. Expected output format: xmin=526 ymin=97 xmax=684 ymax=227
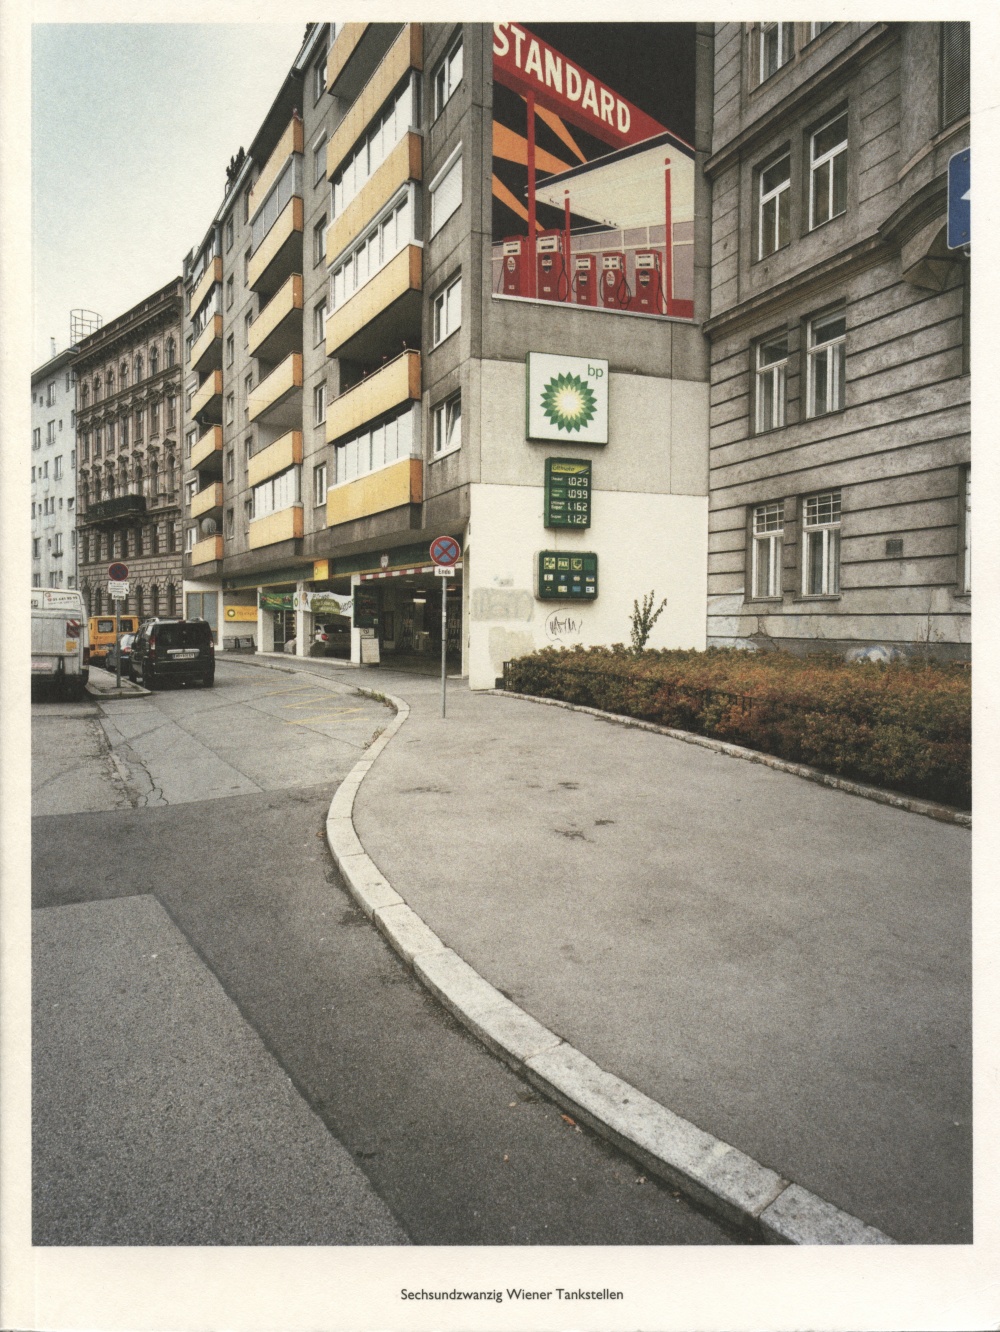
xmin=54 ymin=455 xmax=63 ymax=480
xmin=252 ymin=465 xmax=300 ymax=520
xmin=755 ymin=334 xmax=788 ymax=432
xmin=433 ymin=31 xmax=464 ymax=118
xmin=759 ymin=22 xmax=794 ymax=82
xmin=313 ymin=461 xmax=328 ymax=506
xmin=330 ymin=189 xmax=414 ymax=309
xmin=809 ymin=110 xmax=847 ymax=228
xmin=186 ymin=526 xmax=196 ymax=552
xmin=314 ymin=51 xmax=327 ymax=103
xmin=32 ymin=428 xmax=40 ymax=450
xmin=313 ymin=134 xmax=327 ymax=186
xmin=332 ymin=403 xmax=418 ymax=484
xmin=330 ymin=76 xmax=418 ymax=219
xmin=806 ymin=309 xmax=846 ymax=417
xmin=226 ymin=217 xmax=234 ymax=251
xmin=430 ymin=151 xmax=462 ymax=235
xmin=226 ymin=275 xmax=234 ymax=308
xmin=250 ymin=156 xmax=302 ymax=254
xmin=225 ymin=507 xmax=235 ymax=537
xmin=226 ymin=333 xmax=235 ymax=366
xmin=225 ymin=392 xmax=235 ymax=425
xmin=433 ymin=275 xmax=462 ymax=346
xmin=226 ymin=449 xmax=235 ymax=482
xmin=54 ymin=532 xmax=63 ymax=555
xmin=314 ymin=299 xmax=327 ymax=346
xmin=433 ymin=392 xmax=461 ymax=457
xmin=758 ymin=152 xmax=790 ymax=258
xmin=802 ymin=490 xmax=841 ymax=595
xmin=314 ymin=214 xmax=328 ymax=266
xmin=313 ymin=382 xmax=326 ymax=425
xmin=751 ymin=502 xmax=784 ymax=598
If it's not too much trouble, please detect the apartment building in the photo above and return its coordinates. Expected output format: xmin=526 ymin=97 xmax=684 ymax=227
xmin=180 ymin=22 xmax=715 ymax=686
xmin=704 ymin=22 xmax=970 ymax=659
xmin=31 ymin=348 xmax=78 ymax=589
xmin=75 ymin=279 xmax=185 ymax=619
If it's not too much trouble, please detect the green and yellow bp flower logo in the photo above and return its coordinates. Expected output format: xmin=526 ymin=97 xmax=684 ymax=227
xmin=540 ymin=372 xmax=597 ymax=433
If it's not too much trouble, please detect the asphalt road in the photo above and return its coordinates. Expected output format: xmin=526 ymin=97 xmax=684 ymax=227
xmin=31 ymin=660 xmax=739 ymax=1246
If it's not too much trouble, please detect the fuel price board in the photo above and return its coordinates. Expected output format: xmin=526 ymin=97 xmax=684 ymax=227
xmin=544 ymin=458 xmax=592 ymax=529
xmin=537 ymin=551 xmax=598 ymax=601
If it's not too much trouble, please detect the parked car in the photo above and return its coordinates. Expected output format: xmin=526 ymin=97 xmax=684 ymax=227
xmin=104 ymin=633 xmax=135 ymax=675
xmin=311 ymin=619 xmax=351 ymax=658
xmin=129 ymin=618 xmax=215 ymax=689
xmin=31 ymin=587 xmax=89 ymax=700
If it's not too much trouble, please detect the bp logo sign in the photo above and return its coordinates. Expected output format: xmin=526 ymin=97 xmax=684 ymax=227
xmin=527 ymin=352 xmax=608 ymax=444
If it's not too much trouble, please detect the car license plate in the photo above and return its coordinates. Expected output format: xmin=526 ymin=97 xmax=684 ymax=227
xmin=170 ymin=649 xmax=199 ymax=659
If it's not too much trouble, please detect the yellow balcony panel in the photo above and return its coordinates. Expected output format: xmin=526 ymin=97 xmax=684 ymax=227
xmin=191 ymin=314 xmax=223 ymax=373
xmin=325 ymin=245 xmax=422 ymax=361
xmin=248 ymin=353 xmax=303 ymax=425
xmin=248 ymin=196 xmax=304 ymax=298
xmin=327 ymin=23 xmax=405 ymax=101
xmin=190 ymin=482 xmax=223 ymax=520
xmin=327 ymin=24 xmax=423 ymax=181
xmin=191 ymin=534 xmax=224 ymax=565
xmin=249 ymin=274 xmax=303 ymax=363
xmin=190 ymin=426 xmax=223 ymax=470
xmin=327 ymin=134 xmax=422 ymax=266
xmin=326 ymin=23 xmax=368 ymax=91
xmin=249 ymin=504 xmax=304 ymax=550
xmin=191 ymin=370 xmax=223 ymax=423
xmin=249 ymin=116 xmax=304 ymax=219
xmin=326 ymin=351 xmax=421 ymax=445
xmin=248 ymin=430 xmax=303 ymax=489
xmin=189 ymin=257 xmax=222 ymax=318
xmin=326 ymin=456 xmax=422 ymax=528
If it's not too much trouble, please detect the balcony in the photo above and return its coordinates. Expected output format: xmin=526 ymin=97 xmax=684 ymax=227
xmin=248 ymin=196 xmax=303 ymax=298
xmin=327 ymin=25 xmax=423 ymax=181
xmin=249 ymin=116 xmax=304 ymax=220
xmin=248 ymin=430 xmax=303 ymax=488
xmin=248 ymin=353 xmax=302 ymax=429
xmin=190 ymin=426 xmax=223 ymax=470
xmin=326 ymin=350 xmax=421 ymax=445
xmin=191 ymin=313 xmax=223 ymax=374
xmin=249 ymin=504 xmax=304 ymax=550
xmin=190 ymin=534 xmax=224 ymax=566
xmin=81 ymin=494 xmax=147 ymax=525
xmin=189 ymin=257 xmax=222 ymax=319
xmin=327 ymin=133 xmax=422 ymax=265
xmin=327 ymin=456 xmax=422 ymax=528
xmin=191 ymin=370 xmax=223 ymax=423
xmin=325 ymin=244 xmax=422 ymax=362
xmin=190 ymin=483 xmax=223 ymax=520
xmin=249 ymin=274 xmax=303 ymax=364
xmin=326 ymin=23 xmax=403 ymax=102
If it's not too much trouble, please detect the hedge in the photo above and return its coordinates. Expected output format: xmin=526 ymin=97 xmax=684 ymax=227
xmin=503 ymin=646 xmax=971 ymax=809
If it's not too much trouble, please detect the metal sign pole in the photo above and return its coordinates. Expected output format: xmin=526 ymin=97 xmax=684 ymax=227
xmin=116 ymin=605 xmax=121 ymax=688
xmin=441 ymin=576 xmax=447 ymax=718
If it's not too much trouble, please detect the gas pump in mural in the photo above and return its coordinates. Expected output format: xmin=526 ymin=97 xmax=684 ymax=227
xmin=490 ymin=22 xmax=696 ymax=321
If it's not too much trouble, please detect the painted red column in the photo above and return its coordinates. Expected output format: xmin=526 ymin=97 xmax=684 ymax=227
xmin=527 ymin=91 xmax=537 ymax=298
xmin=664 ymin=158 xmax=674 ymax=317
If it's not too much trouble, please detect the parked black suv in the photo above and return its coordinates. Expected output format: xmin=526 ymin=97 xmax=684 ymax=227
xmin=129 ymin=618 xmax=215 ymax=689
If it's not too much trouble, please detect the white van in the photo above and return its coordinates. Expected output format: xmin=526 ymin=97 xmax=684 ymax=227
xmin=31 ymin=587 xmax=90 ymax=700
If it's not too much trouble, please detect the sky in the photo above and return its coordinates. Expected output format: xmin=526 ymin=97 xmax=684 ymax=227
xmin=32 ymin=23 xmax=305 ymax=367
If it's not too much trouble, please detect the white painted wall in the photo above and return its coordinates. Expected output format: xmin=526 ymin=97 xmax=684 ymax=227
xmin=467 ymin=483 xmax=708 ymax=690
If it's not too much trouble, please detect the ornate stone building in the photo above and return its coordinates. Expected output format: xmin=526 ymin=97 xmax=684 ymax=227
xmin=75 ymin=279 xmax=185 ymax=620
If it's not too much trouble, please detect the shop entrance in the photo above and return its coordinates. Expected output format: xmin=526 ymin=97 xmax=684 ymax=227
xmin=359 ymin=568 xmax=463 ymax=675
xmin=272 ymin=608 xmax=296 ymax=652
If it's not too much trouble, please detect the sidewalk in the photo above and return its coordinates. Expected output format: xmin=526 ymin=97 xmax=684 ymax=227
xmin=231 ymin=657 xmax=971 ymax=1243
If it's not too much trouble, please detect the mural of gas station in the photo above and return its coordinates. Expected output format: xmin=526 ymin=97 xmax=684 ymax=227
xmin=491 ymin=22 xmax=697 ymax=320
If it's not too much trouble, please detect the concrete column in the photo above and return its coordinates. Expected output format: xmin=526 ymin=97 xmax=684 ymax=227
xmin=295 ymin=581 xmax=307 ymax=657
xmin=350 ymin=572 xmax=361 ymax=665
xmin=258 ymin=592 xmax=273 ymax=652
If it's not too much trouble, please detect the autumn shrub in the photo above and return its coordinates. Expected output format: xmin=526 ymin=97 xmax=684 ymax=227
xmin=504 ymin=646 xmax=971 ymax=808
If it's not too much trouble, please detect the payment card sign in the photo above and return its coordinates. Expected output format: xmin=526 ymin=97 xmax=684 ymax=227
xmin=527 ymin=353 xmax=609 ymax=445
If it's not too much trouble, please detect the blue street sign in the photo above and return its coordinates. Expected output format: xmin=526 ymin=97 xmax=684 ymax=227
xmin=947 ymin=148 xmax=970 ymax=249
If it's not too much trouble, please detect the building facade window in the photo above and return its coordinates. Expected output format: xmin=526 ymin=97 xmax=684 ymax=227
xmin=314 ymin=300 xmax=327 ymax=345
xmin=333 ymin=403 xmax=418 ymax=484
xmin=429 ymin=150 xmax=462 ymax=235
xmin=226 ymin=275 xmax=234 ymax=308
xmin=226 ymin=333 xmax=235 ymax=365
xmin=941 ymin=23 xmax=970 ymax=126
xmin=313 ymin=462 xmax=327 ymax=506
xmin=330 ymin=189 xmax=414 ymax=308
xmin=313 ymin=134 xmax=327 ymax=185
xmin=751 ymin=502 xmax=783 ymax=598
xmin=802 ymin=490 xmax=841 ymax=595
xmin=150 ymin=345 xmax=159 ymax=375
xmin=432 ymin=391 xmax=461 ymax=456
xmin=314 ymin=51 xmax=327 ymax=103
xmin=226 ymin=449 xmax=235 ymax=482
xmin=166 ymin=337 xmax=176 ymax=367
xmin=32 ymin=427 xmax=41 ymax=449
xmin=226 ymin=217 xmax=234 ymax=251
xmin=758 ymin=152 xmax=790 ymax=258
xmin=330 ymin=75 xmax=418 ymax=219
xmin=809 ymin=110 xmax=848 ymax=228
xmin=313 ymin=382 xmax=326 ymax=425
xmin=433 ymin=31 xmax=464 ymax=118
xmin=252 ymin=466 xmax=300 ymax=519
xmin=759 ymin=22 xmax=794 ymax=82
xmin=806 ymin=309 xmax=846 ymax=417
xmin=433 ymin=274 xmax=462 ymax=345
xmin=809 ymin=22 xmax=833 ymax=39
xmin=314 ymin=214 xmax=328 ymax=266
xmin=225 ymin=507 xmax=235 ymax=537
xmin=226 ymin=392 xmax=235 ymax=425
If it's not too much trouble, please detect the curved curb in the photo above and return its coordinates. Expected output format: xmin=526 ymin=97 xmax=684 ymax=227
xmin=324 ymin=684 xmax=897 ymax=1246
xmin=489 ymin=689 xmax=971 ymax=828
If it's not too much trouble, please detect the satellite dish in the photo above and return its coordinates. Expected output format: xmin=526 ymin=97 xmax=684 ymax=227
xmin=200 ymin=517 xmax=218 ymax=535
